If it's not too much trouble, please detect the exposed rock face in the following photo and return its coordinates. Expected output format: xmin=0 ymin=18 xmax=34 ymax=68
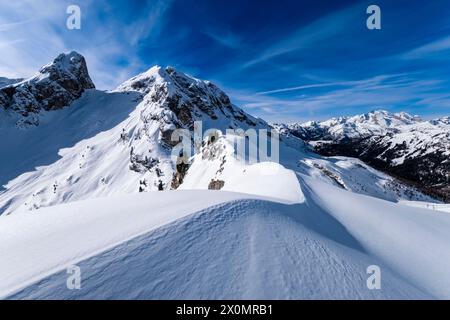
xmin=116 ymin=65 xmax=264 ymax=134
xmin=208 ymin=179 xmax=225 ymax=190
xmin=0 ymin=51 xmax=95 ymax=126
xmin=278 ymin=110 xmax=450 ymax=202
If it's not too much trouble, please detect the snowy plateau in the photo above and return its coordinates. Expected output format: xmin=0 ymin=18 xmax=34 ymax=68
xmin=1 ymin=52 xmax=450 ymax=300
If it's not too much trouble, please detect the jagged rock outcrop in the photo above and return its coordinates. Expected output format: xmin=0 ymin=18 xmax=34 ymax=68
xmin=0 ymin=77 xmax=23 ymax=88
xmin=117 ymin=66 xmax=264 ymax=132
xmin=0 ymin=51 xmax=95 ymax=126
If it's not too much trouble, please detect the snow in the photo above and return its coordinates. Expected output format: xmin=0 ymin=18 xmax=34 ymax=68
xmin=300 ymin=156 xmax=436 ymax=203
xmin=0 ymin=189 xmax=432 ymax=300
xmin=298 ymin=110 xmax=422 ymax=140
xmin=0 ymin=89 xmax=151 ymax=215
xmin=2 ymin=136 xmax=449 ymax=298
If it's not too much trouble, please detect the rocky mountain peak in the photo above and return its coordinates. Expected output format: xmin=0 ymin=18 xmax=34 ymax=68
xmin=0 ymin=51 xmax=95 ymax=126
xmin=280 ymin=109 xmax=423 ymax=141
xmin=39 ymin=51 xmax=95 ymax=91
xmin=116 ymin=65 xmax=265 ymax=132
xmin=0 ymin=77 xmax=24 ymax=89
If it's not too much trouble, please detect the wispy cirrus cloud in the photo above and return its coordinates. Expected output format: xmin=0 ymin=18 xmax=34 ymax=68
xmin=226 ymin=73 xmax=450 ymax=123
xmin=402 ymin=36 xmax=450 ymax=60
xmin=202 ymin=29 xmax=242 ymax=49
xmin=0 ymin=0 xmax=172 ymax=89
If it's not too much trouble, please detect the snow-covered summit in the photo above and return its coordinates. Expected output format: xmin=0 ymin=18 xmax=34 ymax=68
xmin=37 ymin=51 xmax=95 ymax=90
xmin=430 ymin=116 xmax=450 ymax=126
xmin=283 ymin=110 xmax=422 ymax=141
xmin=0 ymin=51 xmax=95 ymax=126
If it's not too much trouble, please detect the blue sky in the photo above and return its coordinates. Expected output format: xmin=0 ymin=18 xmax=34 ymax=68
xmin=1 ymin=0 xmax=450 ymax=122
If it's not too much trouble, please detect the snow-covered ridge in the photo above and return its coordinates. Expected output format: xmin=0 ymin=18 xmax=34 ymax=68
xmin=0 ymin=51 xmax=95 ymax=126
xmin=0 ymin=190 xmax=281 ymax=299
xmin=3 ymin=178 xmax=450 ymax=299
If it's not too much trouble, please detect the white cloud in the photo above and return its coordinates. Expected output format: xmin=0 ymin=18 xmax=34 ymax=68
xmin=241 ymin=4 xmax=359 ymax=69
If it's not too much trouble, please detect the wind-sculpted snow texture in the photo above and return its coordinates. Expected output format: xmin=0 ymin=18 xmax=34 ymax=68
xmin=2 ymin=190 xmax=439 ymax=300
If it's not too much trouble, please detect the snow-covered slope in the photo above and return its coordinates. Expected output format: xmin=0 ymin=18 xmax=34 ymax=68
xmin=0 ymin=190 xmax=280 ymax=298
xmin=179 ymin=132 xmax=304 ymax=203
xmin=300 ymin=156 xmax=437 ymax=203
xmin=179 ymin=129 xmax=433 ymax=204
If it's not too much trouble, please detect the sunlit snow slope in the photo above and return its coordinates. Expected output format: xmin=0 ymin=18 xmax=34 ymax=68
xmin=3 ymin=187 xmax=446 ymax=300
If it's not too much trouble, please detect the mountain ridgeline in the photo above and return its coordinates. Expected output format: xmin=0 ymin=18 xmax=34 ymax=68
xmin=2 ymin=52 xmax=450 ymax=300
xmin=277 ymin=110 xmax=450 ymax=201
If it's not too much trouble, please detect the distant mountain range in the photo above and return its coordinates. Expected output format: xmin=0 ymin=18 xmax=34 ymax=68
xmin=276 ymin=110 xmax=450 ymax=201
